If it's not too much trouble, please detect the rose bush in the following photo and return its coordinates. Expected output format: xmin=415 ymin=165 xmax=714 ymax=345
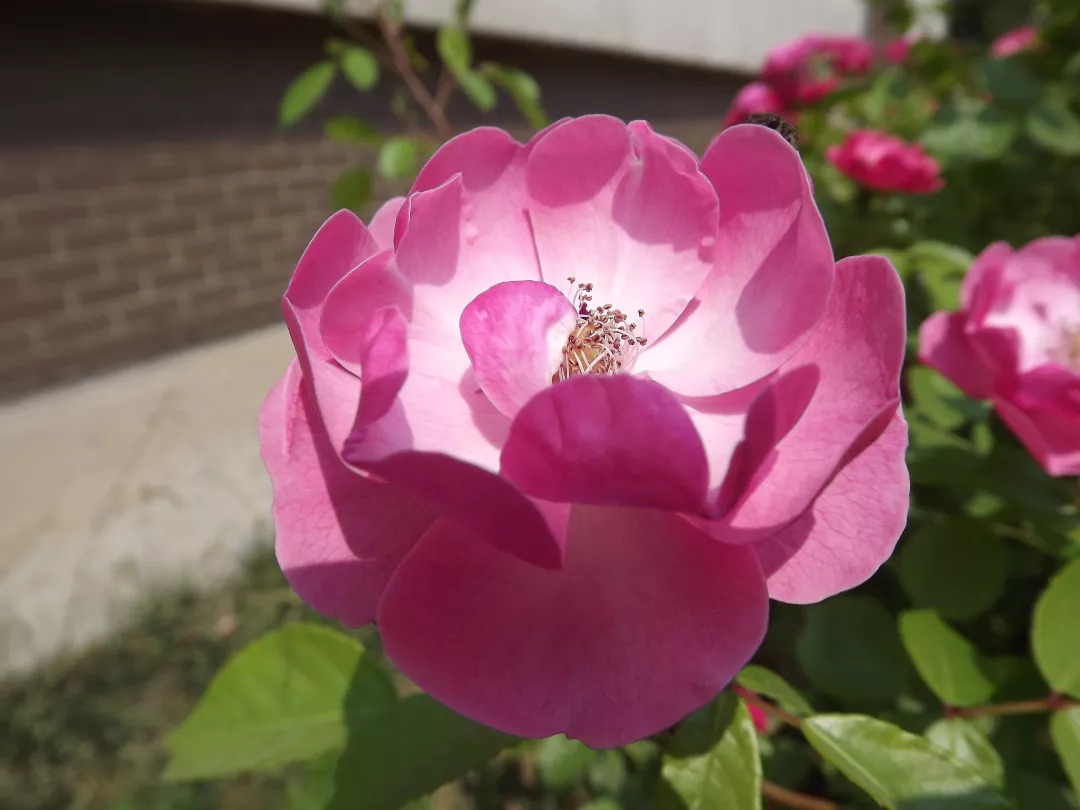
xmin=920 ymin=235 xmax=1080 ymax=476
xmin=258 ymin=116 xmax=908 ymax=745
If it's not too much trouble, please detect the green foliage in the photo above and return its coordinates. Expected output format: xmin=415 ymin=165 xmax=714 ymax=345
xmin=279 ymin=62 xmax=336 ymax=127
xmin=377 ymin=136 xmax=422 ymax=179
xmin=897 ymin=519 xmax=1008 ymax=621
xmin=1050 ymin=708 xmax=1080 ymax=799
xmin=657 ymin=694 xmax=761 ymax=810
xmin=899 ymin=611 xmax=996 ymax=707
xmin=330 ymin=168 xmax=373 ymax=214
xmin=1033 ymin=559 xmax=1080 ymax=698
xmin=736 ymin=665 xmax=813 ymax=716
xmin=797 ymin=595 xmax=912 ymax=704
xmin=164 ymin=623 xmax=395 ymax=780
xmin=537 ymin=735 xmax=598 ymax=790
xmin=1026 ymin=94 xmax=1080 ymax=155
xmin=324 ymin=693 xmax=515 ymax=810
xmin=339 ymin=45 xmax=380 ymax=91
xmin=483 ymin=64 xmax=550 ymax=129
xmin=925 ymin=719 xmax=1005 ymax=787
xmin=804 ymin=714 xmax=1010 ymax=808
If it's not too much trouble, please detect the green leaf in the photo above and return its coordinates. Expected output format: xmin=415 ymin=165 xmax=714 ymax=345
xmin=925 ymin=719 xmax=1004 ymax=788
xmin=736 ymin=665 xmax=813 ymax=716
xmin=330 ymin=168 xmax=373 ymax=214
xmin=1033 ymin=558 xmax=1080 ymax=697
xmin=658 ymin=694 xmax=762 ymax=810
xmin=1026 ymin=94 xmax=1080 ymax=156
xmin=1066 ymin=51 xmax=1080 ymax=79
xmin=589 ymin=749 xmax=628 ymax=795
xmin=803 ymin=714 xmax=1011 ymax=809
xmin=538 ymin=735 xmax=598 ymax=790
xmin=922 ymin=99 xmax=1017 ymax=163
xmin=340 ymin=45 xmax=380 ymax=91
xmin=1051 ymin=707 xmax=1080 ymax=799
xmin=436 ymin=25 xmax=472 ymax=75
xmin=325 ymin=116 xmax=383 ymax=145
xmin=458 ymin=70 xmax=498 ymax=111
xmin=377 ymin=137 xmax=421 ymax=179
xmin=797 ymin=595 xmax=911 ymax=705
xmin=328 ymin=693 xmax=516 ymax=810
xmin=1005 ymin=770 xmax=1077 ymax=810
xmin=279 ymin=61 xmax=336 ymax=127
xmin=907 ymin=366 xmax=985 ymax=431
xmin=483 ymin=63 xmax=549 ymax=129
xmin=979 ymin=58 xmax=1042 ymax=104
xmin=899 ymin=611 xmax=995 ymax=707
xmin=164 ymin=623 xmax=395 ymax=780
xmin=897 ymin=519 xmax=1009 ymax=621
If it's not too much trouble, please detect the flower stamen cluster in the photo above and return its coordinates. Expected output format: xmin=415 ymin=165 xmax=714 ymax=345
xmin=554 ymin=277 xmax=647 ymax=381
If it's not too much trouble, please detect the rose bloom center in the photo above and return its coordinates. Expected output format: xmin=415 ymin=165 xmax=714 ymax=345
xmin=553 ymin=278 xmax=648 ymax=383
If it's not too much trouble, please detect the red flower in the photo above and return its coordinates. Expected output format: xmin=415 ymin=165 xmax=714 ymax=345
xmin=826 ymin=130 xmax=944 ymax=194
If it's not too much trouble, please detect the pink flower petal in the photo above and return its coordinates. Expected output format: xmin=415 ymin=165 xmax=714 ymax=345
xmin=368 ymin=196 xmax=404 ymax=250
xmin=377 ymin=507 xmax=768 ymax=747
xmin=722 ymin=254 xmax=906 ymax=540
xmin=395 ymin=128 xmax=541 ymax=319
xmin=993 ymin=395 xmax=1080 ymax=477
xmin=640 ymin=125 xmax=834 ymax=396
xmin=259 ymin=360 xmax=436 ymax=626
xmin=320 ymin=251 xmax=412 ymax=425
xmin=525 ymin=115 xmax=719 ymax=342
xmin=460 ymin=280 xmax=579 ymax=418
xmin=283 ymin=211 xmax=382 ymax=451
xmin=918 ymin=312 xmax=995 ymax=398
xmin=500 ymin=374 xmax=709 ymax=513
xmin=755 ymin=408 xmax=909 ymax=602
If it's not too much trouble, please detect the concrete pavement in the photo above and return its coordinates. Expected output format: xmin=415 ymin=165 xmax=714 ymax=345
xmin=0 ymin=325 xmax=294 ymax=675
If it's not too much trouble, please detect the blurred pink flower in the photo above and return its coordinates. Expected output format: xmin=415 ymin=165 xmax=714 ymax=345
xmin=734 ymin=687 xmax=772 ymax=731
xmin=991 ymin=25 xmax=1039 ymax=58
xmin=763 ymin=34 xmax=874 ymax=106
xmin=826 ymin=130 xmax=944 ymax=194
xmin=259 ymin=116 xmax=909 ymax=746
xmin=723 ymin=81 xmax=796 ymax=128
xmin=884 ymin=37 xmax=915 ymax=65
xmin=920 ymin=236 xmax=1080 ymax=476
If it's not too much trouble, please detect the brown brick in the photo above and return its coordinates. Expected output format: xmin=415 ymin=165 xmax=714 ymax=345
xmin=0 ymin=288 xmax=65 ymax=322
xmin=57 ymin=219 xmax=134 ymax=251
xmin=122 ymin=298 xmax=184 ymax=333
xmin=10 ymin=199 xmax=90 ymax=230
xmin=3 ymin=231 xmax=52 ymax=261
xmin=72 ymin=274 xmax=142 ymax=307
xmin=21 ymin=255 xmax=105 ymax=294
xmin=37 ymin=311 xmax=113 ymax=346
xmin=131 ymin=210 xmax=200 ymax=240
xmin=197 ymin=202 xmax=258 ymax=228
xmin=109 ymin=243 xmax=172 ymax=274
xmin=95 ymin=186 xmax=169 ymax=217
xmin=168 ymin=183 xmax=225 ymax=210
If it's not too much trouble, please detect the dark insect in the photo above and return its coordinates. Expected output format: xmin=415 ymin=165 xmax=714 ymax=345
xmin=747 ymin=113 xmax=799 ymax=149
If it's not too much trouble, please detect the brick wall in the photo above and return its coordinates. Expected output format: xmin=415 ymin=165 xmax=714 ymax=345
xmin=0 ymin=136 xmax=403 ymax=397
xmin=1 ymin=0 xmax=739 ymax=400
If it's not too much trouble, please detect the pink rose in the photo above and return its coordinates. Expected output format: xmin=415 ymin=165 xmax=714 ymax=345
xmin=763 ymin=34 xmax=874 ymax=106
xmin=826 ymin=130 xmax=944 ymax=194
xmin=884 ymin=37 xmax=915 ymax=65
xmin=920 ymin=236 xmax=1080 ymax=476
xmin=723 ymin=82 xmax=796 ymax=128
xmin=259 ymin=117 xmax=909 ymax=746
xmin=991 ymin=25 xmax=1039 ymax=58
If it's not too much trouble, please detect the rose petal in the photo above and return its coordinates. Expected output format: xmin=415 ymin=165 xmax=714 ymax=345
xmin=378 ymin=506 xmax=768 ymax=747
xmin=395 ymin=129 xmax=541 ymax=320
xmin=259 ymin=360 xmax=436 ymax=626
xmin=755 ymin=408 xmax=909 ymax=602
xmin=640 ymin=125 xmax=834 ymax=396
xmin=993 ymin=395 xmax=1080 ymax=477
xmin=525 ymin=115 xmax=719 ymax=341
xmin=500 ymin=374 xmax=709 ymax=513
xmin=368 ymin=196 xmax=404 ymax=250
xmin=721 ymin=254 xmax=906 ymax=540
xmin=460 ymin=280 xmax=579 ymax=418
xmin=918 ymin=312 xmax=995 ymax=398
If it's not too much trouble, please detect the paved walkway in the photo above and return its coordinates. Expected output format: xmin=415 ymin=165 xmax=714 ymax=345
xmin=0 ymin=326 xmax=294 ymax=676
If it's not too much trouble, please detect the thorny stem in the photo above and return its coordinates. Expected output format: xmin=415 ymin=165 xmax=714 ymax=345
xmin=375 ymin=8 xmax=454 ymax=140
xmin=763 ymin=781 xmax=839 ymax=810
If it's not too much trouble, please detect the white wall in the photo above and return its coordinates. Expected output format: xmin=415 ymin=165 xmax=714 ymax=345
xmin=204 ymin=0 xmax=873 ymax=71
